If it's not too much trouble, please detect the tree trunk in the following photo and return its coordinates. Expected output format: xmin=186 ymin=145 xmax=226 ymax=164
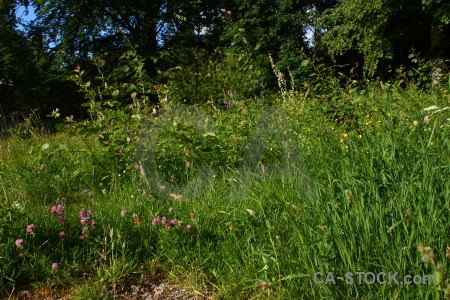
xmin=430 ymin=23 xmax=446 ymax=59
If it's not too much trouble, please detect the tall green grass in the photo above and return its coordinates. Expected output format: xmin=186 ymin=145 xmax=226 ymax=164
xmin=0 ymin=87 xmax=448 ymax=299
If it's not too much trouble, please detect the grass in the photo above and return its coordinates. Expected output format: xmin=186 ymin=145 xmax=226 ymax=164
xmin=0 ymin=86 xmax=449 ymax=299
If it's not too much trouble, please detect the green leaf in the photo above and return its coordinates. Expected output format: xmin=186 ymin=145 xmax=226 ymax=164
xmin=86 ymin=92 xmax=97 ymax=99
xmin=57 ymin=143 xmax=68 ymax=150
xmin=41 ymin=143 xmax=50 ymax=151
xmin=280 ymin=273 xmax=310 ymax=281
xmin=379 ymin=108 xmax=394 ymax=131
xmin=55 ymin=123 xmax=67 ymax=131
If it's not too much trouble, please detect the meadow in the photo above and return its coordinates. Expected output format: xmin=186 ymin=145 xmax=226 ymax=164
xmin=0 ymin=74 xmax=449 ymax=299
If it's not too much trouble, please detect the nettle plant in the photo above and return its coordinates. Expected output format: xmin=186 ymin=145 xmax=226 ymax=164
xmin=394 ymin=50 xmax=449 ymax=90
xmin=302 ymin=58 xmax=372 ymax=129
xmin=59 ymin=50 xmax=157 ymax=171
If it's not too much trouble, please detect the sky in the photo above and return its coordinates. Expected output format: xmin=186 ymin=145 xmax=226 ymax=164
xmin=15 ymin=5 xmax=37 ymax=31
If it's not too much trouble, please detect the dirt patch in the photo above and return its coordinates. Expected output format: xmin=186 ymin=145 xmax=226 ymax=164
xmin=114 ymin=277 xmax=206 ymax=299
xmin=7 ymin=276 xmax=211 ymax=299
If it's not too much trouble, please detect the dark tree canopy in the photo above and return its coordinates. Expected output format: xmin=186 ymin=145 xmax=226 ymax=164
xmin=1 ymin=0 xmax=449 ymax=114
xmin=33 ymin=0 xmax=167 ymax=76
xmin=224 ymin=0 xmax=315 ymax=85
xmin=318 ymin=0 xmax=450 ymax=76
xmin=31 ymin=0 xmax=233 ymax=77
xmin=1 ymin=0 xmax=42 ymax=110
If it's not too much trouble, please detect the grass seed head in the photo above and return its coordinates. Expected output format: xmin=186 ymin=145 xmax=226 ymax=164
xmin=417 ymin=244 xmax=436 ymax=267
xmin=246 ymin=209 xmax=256 ymax=217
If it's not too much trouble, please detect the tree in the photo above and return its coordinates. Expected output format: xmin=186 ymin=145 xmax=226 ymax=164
xmin=31 ymin=0 xmax=232 ymax=77
xmin=31 ymin=0 xmax=164 ymax=76
xmin=157 ymin=0 xmax=233 ymax=102
xmin=221 ymin=0 xmax=337 ymax=89
xmin=318 ymin=0 xmax=450 ymax=77
xmin=422 ymin=0 xmax=450 ymax=58
xmin=0 ymin=0 xmax=84 ymax=114
xmin=0 ymin=0 xmax=40 ymax=111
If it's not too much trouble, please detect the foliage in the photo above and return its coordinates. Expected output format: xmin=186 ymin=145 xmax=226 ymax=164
xmin=421 ymin=0 xmax=450 ymax=25
xmin=394 ymin=50 xmax=450 ymax=89
xmin=318 ymin=0 xmax=450 ymax=77
xmin=222 ymin=0 xmax=316 ymax=87
xmin=1 ymin=83 xmax=449 ymax=298
xmin=2 ymin=1 xmax=450 ymax=296
xmin=0 ymin=1 xmax=40 ymax=110
xmin=53 ymin=49 xmax=156 ymax=174
xmin=0 ymin=0 xmax=81 ymax=114
xmin=163 ymin=46 xmax=263 ymax=103
xmin=32 ymin=0 xmax=157 ymax=72
xmin=30 ymin=0 xmax=230 ymax=79
xmin=3 ymin=0 xmax=449 ymax=117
